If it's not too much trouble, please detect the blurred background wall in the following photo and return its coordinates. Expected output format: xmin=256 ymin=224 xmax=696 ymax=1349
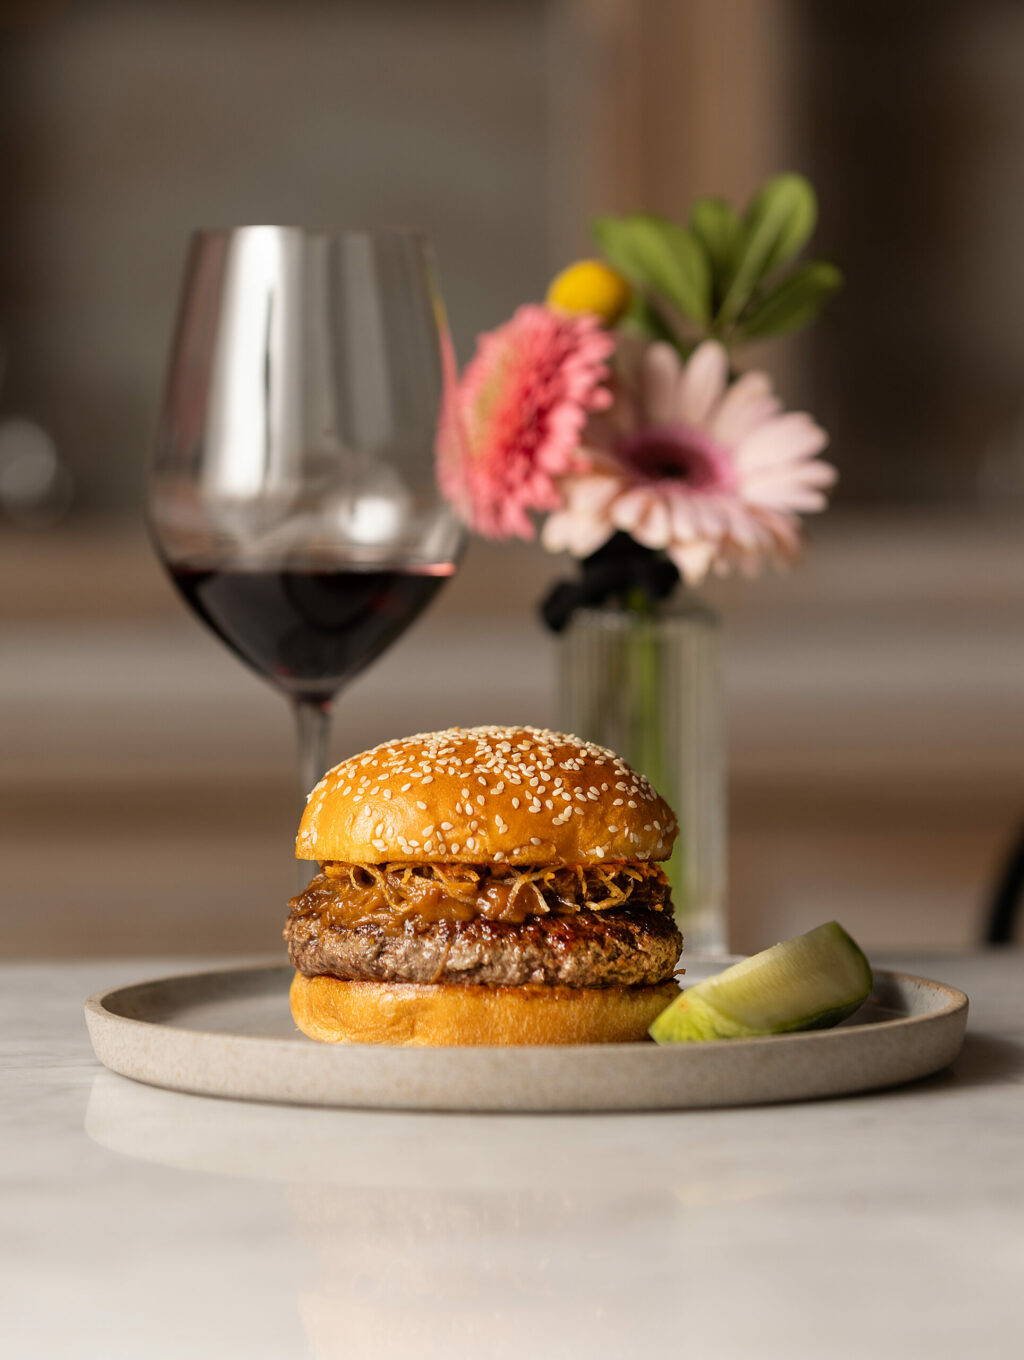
xmin=2 ymin=0 xmax=1023 ymax=957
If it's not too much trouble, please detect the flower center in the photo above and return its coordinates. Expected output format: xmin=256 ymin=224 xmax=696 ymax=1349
xmin=620 ymin=423 xmax=734 ymax=491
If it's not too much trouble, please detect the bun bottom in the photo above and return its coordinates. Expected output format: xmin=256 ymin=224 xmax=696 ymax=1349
xmin=290 ymin=973 xmax=679 ymax=1047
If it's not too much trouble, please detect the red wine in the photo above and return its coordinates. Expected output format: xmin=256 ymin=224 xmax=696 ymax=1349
xmin=168 ymin=562 xmax=455 ymax=706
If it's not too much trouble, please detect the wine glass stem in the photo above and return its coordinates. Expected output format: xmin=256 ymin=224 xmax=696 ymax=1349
xmin=293 ymin=699 xmax=332 ymax=888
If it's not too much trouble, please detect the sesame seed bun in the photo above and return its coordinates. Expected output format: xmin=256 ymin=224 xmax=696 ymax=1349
xmin=289 ymin=972 xmax=680 ymax=1046
xmin=295 ymin=725 xmax=677 ymax=866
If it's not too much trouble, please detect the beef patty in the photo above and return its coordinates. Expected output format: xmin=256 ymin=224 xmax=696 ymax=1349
xmin=285 ymin=903 xmax=682 ymax=988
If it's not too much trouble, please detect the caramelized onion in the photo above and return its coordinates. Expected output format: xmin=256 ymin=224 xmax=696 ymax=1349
xmin=297 ymin=860 xmax=671 ymax=934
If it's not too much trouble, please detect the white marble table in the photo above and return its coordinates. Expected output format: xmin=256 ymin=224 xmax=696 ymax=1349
xmin=3 ymin=953 xmax=1023 ymax=1359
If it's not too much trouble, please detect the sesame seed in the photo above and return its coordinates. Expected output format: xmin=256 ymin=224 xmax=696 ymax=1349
xmin=512 ymin=798 xmax=520 ymax=809
xmin=421 ymin=776 xmax=433 ymax=784
xmin=628 ymin=800 xmax=637 ymax=808
xmin=400 ymin=783 xmax=411 ymax=792
xmin=608 ymin=825 xmax=618 ymax=833
xmin=416 ymin=801 xmax=428 ymax=811
xmin=530 ymin=837 xmax=542 ymax=846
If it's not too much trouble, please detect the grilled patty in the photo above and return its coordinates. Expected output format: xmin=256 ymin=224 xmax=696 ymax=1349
xmin=285 ymin=903 xmax=682 ymax=988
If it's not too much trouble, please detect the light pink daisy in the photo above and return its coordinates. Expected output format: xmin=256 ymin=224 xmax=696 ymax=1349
xmin=541 ymin=339 xmax=836 ymax=583
xmin=437 ymin=304 xmax=614 ymax=539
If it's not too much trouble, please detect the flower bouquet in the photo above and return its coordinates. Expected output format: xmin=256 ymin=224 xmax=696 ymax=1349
xmin=438 ymin=174 xmax=841 ymax=951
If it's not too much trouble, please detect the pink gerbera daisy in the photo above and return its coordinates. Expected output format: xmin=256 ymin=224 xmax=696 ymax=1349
xmin=437 ymin=304 xmax=614 ymax=538
xmin=541 ymin=340 xmax=836 ymax=583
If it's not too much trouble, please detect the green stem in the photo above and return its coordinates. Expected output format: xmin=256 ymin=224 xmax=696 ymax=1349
xmin=622 ymin=595 xmax=688 ymax=926
xmin=625 ymin=585 xmax=654 ymax=616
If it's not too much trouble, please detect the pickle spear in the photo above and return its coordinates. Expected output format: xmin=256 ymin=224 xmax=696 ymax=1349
xmin=649 ymin=921 xmax=872 ymax=1043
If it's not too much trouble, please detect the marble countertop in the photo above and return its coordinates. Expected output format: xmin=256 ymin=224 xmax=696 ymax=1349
xmin=4 ymin=952 xmax=1023 ymax=1359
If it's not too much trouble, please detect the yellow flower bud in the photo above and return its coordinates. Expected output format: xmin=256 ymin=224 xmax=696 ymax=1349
xmin=546 ymin=259 xmax=631 ymax=325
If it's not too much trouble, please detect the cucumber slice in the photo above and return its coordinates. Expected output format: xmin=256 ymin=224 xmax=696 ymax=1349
xmin=649 ymin=921 xmax=872 ymax=1044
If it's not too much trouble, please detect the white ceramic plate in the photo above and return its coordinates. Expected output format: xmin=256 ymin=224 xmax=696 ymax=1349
xmin=84 ymin=960 xmax=967 ymax=1112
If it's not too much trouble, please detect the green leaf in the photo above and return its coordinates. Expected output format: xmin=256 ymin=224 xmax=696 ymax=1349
xmin=738 ymin=261 xmax=843 ymax=340
xmin=689 ymin=196 xmax=742 ymax=282
xmin=718 ymin=174 xmax=818 ymax=326
xmin=593 ymin=214 xmax=711 ymax=326
xmin=619 ymin=291 xmax=683 ymax=347
xmin=747 ymin=173 xmax=818 ymax=276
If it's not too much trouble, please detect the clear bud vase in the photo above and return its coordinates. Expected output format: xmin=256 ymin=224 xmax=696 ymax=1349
xmin=557 ymin=600 xmax=728 ymax=955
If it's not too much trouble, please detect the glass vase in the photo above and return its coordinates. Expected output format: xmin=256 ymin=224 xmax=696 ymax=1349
xmin=557 ymin=600 xmax=727 ymax=955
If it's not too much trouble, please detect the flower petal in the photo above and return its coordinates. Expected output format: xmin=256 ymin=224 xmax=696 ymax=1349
xmin=667 ymin=493 xmax=698 ymax=541
xmin=717 ymin=500 xmax=761 ymax=549
xmin=445 ymin=303 xmax=614 ymax=538
xmin=676 ymin=341 xmax=729 ymax=427
xmin=610 ymin=486 xmax=656 ymax=533
xmin=741 ymin=464 xmax=836 ymax=504
xmin=632 ymin=496 xmax=672 ymax=549
xmin=562 ymin=471 xmax=626 ymax=517
xmin=709 ymin=370 xmax=780 ymax=446
xmin=733 ymin=412 xmax=828 ymax=472
xmin=744 ymin=481 xmax=829 ymax=513
xmin=791 ymin=459 xmax=838 ymax=489
xmin=668 ymin=539 xmax=717 ymax=584
xmin=751 ymin=507 xmax=803 ymax=559
xmin=642 ymin=343 xmax=683 ymax=427
xmin=542 ymin=506 xmax=614 ymax=557
xmin=688 ymin=496 xmax=726 ymax=537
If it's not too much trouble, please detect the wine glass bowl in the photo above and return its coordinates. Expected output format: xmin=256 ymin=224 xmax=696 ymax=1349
xmin=149 ymin=226 xmax=464 ymax=805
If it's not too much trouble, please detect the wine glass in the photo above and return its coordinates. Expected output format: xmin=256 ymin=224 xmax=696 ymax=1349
xmin=148 ymin=227 xmax=465 ymax=840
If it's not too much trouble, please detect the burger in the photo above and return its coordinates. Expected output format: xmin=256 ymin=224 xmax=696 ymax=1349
xmin=285 ymin=725 xmax=682 ymax=1045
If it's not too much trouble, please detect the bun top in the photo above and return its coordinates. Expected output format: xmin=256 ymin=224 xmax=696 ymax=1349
xmin=296 ymin=725 xmax=677 ymax=866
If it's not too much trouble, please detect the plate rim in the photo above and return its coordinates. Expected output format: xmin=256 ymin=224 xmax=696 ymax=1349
xmin=84 ymin=958 xmax=969 ymax=1056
